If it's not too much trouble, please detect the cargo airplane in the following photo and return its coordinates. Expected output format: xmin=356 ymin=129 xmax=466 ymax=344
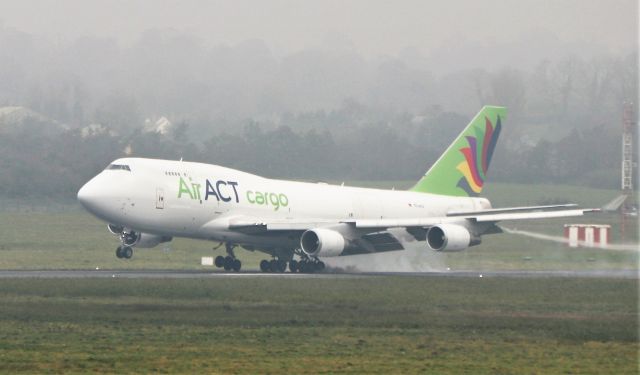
xmin=77 ymin=106 xmax=597 ymax=272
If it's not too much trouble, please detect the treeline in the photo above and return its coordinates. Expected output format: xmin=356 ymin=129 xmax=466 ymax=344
xmin=0 ymin=107 xmax=623 ymax=201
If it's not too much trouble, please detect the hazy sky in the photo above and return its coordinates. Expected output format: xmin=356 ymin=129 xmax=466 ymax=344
xmin=0 ymin=0 xmax=636 ymax=57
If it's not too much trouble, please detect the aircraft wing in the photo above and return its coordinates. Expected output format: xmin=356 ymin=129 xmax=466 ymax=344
xmin=213 ymin=205 xmax=598 ymax=233
xmin=351 ymin=205 xmax=599 ymax=229
xmin=200 ymin=205 xmax=597 ymax=255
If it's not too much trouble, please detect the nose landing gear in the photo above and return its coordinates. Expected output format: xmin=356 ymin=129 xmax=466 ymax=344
xmin=110 ymin=226 xmax=137 ymax=260
xmin=116 ymin=246 xmax=133 ymax=259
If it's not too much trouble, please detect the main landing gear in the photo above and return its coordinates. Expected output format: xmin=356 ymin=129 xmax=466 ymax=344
xmin=116 ymin=245 xmax=133 ymax=259
xmin=214 ymin=243 xmax=242 ymax=272
xmin=259 ymin=258 xmax=288 ymax=273
xmin=291 ymin=258 xmax=325 ymax=273
xmin=259 ymin=251 xmax=325 ymax=273
xmin=293 ymin=248 xmax=325 ymax=273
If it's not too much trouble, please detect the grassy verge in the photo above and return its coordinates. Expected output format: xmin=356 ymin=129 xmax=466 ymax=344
xmin=0 ymin=276 xmax=637 ymax=374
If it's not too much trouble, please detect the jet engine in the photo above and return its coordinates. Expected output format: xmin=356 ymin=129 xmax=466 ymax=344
xmin=122 ymin=231 xmax=172 ymax=248
xmin=300 ymin=228 xmax=346 ymax=257
xmin=426 ymin=224 xmax=478 ymax=252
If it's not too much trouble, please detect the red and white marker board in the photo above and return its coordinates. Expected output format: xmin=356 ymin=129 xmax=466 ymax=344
xmin=563 ymin=224 xmax=611 ymax=248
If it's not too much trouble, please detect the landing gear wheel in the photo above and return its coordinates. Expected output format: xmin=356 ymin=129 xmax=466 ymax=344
xmin=298 ymin=261 xmax=309 ymax=273
xmin=276 ymin=259 xmax=287 ymax=273
xmin=122 ymin=246 xmax=133 ymax=259
xmin=260 ymin=260 xmax=270 ymax=272
xmin=296 ymin=259 xmax=324 ymax=273
xmin=289 ymin=260 xmax=298 ymax=273
xmin=116 ymin=246 xmax=123 ymax=259
xmin=269 ymin=259 xmax=278 ymax=273
xmin=214 ymin=255 xmax=225 ymax=268
xmin=223 ymin=256 xmax=234 ymax=271
xmin=232 ymin=259 xmax=242 ymax=272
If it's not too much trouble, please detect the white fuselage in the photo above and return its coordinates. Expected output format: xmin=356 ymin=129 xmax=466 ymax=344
xmin=78 ymin=158 xmax=491 ymax=251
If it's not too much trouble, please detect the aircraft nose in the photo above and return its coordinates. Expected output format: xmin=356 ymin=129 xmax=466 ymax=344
xmin=77 ymin=178 xmax=97 ymax=209
xmin=77 ymin=172 xmax=128 ymax=223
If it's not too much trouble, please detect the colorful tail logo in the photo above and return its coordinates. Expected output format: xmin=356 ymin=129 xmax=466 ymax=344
xmin=455 ymin=116 xmax=502 ymax=196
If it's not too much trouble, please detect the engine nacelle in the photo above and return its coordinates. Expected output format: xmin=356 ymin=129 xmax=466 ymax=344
xmin=426 ymin=224 xmax=477 ymax=252
xmin=122 ymin=231 xmax=172 ymax=248
xmin=136 ymin=233 xmax=172 ymax=248
xmin=300 ymin=228 xmax=345 ymax=257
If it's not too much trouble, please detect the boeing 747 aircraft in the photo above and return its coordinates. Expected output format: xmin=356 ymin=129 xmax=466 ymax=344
xmin=77 ymin=106 xmax=597 ymax=272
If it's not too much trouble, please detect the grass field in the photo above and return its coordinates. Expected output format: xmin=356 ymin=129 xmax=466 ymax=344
xmin=0 ymin=276 xmax=637 ymax=374
xmin=0 ymin=182 xmax=637 ymax=271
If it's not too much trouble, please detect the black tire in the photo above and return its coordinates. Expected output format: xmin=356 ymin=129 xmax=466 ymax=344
xmin=214 ymin=255 xmax=225 ymax=268
xmin=123 ymin=246 xmax=133 ymax=259
xmin=116 ymin=246 xmax=123 ymax=259
xmin=317 ymin=261 xmax=325 ymax=272
xmin=232 ymin=259 xmax=242 ymax=272
xmin=289 ymin=260 xmax=298 ymax=273
xmin=260 ymin=260 xmax=270 ymax=272
xmin=223 ymin=256 xmax=233 ymax=271
xmin=299 ymin=261 xmax=308 ymax=273
xmin=307 ymin=262 xmax=316 ymax=273
xmin=276 ymin=260 xmax=287 ymax=273
xmin=269 ymin=259 xmax=278 ymax=273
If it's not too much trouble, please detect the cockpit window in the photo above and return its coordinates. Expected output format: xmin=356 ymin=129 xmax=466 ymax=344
xmin=106 ymin=164 xmax=131 ymax=171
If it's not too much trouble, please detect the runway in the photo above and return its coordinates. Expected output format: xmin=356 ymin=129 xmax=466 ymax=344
xmin=0 ymin=269 xmax=636 ymax=279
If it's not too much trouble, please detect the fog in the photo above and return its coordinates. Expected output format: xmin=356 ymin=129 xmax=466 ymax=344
xmin=0 ymin=0 xmax=635 ymax=115
xmin=0 ymin=0 xmax=637 ymax=199
xmin=0 ymin=0 xmax=635 ymax=60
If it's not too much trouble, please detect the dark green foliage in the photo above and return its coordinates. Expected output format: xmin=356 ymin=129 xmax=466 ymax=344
xmin=2 ymin=105 xmax=629 ymax=201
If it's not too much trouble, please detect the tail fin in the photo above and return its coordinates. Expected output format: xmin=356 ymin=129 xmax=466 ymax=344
xmin=410 ymin=106 xmax=506 ymax=197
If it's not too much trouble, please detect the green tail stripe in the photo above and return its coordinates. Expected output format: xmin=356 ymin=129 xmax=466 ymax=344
xmin=410 ymin=106 xmax=507 ymax=197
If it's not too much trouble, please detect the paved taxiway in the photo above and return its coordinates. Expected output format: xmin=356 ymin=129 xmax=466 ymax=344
xmin=0 ymin=269 xmax=636 ymax=279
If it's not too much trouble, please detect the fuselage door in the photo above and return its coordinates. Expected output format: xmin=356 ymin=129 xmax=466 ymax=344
xmin=156 ymin=188 xmax=165 ymax=209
